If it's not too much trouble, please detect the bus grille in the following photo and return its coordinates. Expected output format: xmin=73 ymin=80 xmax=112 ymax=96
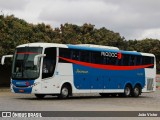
xmin=147 ymin=78 xmax=153 ymax=90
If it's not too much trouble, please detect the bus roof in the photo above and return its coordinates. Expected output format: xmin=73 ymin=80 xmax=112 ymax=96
xmin=17 ymin=43 xmax=68 ymax=48
xmin=16 ymin=43 xmax=155 ymax=57
xmin=67 ymin=44 xmax=154 ymax=57
xmin=75 ymin=44 xmax=119 ymax=50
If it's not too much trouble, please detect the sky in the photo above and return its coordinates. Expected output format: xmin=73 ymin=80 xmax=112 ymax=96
xmin=0 ymin=0 xmax=160 ymax=40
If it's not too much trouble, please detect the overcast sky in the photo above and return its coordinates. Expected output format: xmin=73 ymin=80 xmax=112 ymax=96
xmin=0 ymin=0 xmax=160 ymax=40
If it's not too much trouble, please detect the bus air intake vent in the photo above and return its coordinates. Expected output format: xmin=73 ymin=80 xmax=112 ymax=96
xmin=147 ymin=78 xmax=153 ymax=91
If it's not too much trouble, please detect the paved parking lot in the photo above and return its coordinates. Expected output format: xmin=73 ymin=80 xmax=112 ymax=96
xmin=0 ymin=90 xmax=160 ymax=111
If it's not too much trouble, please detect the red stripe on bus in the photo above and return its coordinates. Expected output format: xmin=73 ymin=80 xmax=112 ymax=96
xmin=59 ymin=56 xmax=153 ymax=70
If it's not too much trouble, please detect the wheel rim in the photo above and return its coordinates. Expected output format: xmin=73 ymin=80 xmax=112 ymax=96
xmin=125 ymin=87 xmax=130 ymax=96
xmin=61 ymin=87 xmax=68 ymax=97
xmin=134 ymin=87 xmax=139 ymax=96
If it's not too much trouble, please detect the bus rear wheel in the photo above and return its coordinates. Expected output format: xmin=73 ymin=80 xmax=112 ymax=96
xmin=123 ymin=85 xmax=131 ymax=97
xmin=35 ymin=94 xmax=45 ymax=99
xmin=132 ymin=85 xmax=141 ymax=97
xmin=58 ymin=85 xmax=70 ymax=99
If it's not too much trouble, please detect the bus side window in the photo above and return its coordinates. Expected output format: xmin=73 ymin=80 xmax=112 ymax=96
xmin=117 ymin=56 xmax=123 ymax=65
xmin=80 ymin=50 xmax=90 ymax=62
xmin=151 ymin=57 xmax=154 ymax=64
xmin=136 ymin=56 xmax=142 ymax=65
xmin=129 ymin=55 xmax=136 ymax=66
xmin=59 ymin=48 xmax=71 ymax=63
xmin=106 ymin=57 xmax=117 ymax=65
xmin=91 ymin=51 xmax=104 ymax=64
xmin=122 ymin=54 xmax=130 ymax=66
xmin=142 ymin=56 xmax=154 ymax=68
xmin=72 ymin=49 xmax=79 ymax=60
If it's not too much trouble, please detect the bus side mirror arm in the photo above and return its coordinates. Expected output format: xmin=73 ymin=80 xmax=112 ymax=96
xmin=34 ymin=54 xmax=46 ymax=66
xmin=1 ymin=55 xmax=13 ymax=65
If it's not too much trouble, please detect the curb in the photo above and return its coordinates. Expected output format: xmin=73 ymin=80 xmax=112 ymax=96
xmin=0 ymin=88 xmax=10 ymax=92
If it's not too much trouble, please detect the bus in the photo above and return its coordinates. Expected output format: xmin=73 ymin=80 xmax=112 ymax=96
xmin=1 ymin=43 xmax=156 ymax=99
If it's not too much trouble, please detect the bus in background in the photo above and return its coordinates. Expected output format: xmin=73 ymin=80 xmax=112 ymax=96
xmin=1 ymin=43 xmax=156 ymax=99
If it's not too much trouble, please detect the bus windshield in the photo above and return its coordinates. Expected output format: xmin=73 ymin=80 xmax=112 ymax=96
xmin=12 ymin=47 xmax=42 ymax=80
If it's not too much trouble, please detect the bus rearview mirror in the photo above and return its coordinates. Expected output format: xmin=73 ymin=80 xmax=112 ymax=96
xmin=34 ymin=54 xmax=46 ymax=66
xmin=1 ymin=55 xmax=13 ymax=65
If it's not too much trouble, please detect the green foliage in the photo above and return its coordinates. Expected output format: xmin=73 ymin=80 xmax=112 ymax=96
xmin=0 ymin=15 xmax=160 ymax=72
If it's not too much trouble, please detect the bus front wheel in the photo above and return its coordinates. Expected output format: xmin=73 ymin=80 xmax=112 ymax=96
xmin=58 ymin=85 xmax=70 ymax=99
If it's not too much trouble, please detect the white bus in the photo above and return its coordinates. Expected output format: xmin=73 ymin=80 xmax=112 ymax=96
xmin=1 ymin=43 xmax=156 ymax=99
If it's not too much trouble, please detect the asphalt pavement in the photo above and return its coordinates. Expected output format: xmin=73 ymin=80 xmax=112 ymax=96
xmin=0 ymin=89 xmax=160 ymax=111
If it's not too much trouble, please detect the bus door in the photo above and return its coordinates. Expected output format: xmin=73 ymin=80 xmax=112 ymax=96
xmin=41 ymin=47 xmax=57 ymax=92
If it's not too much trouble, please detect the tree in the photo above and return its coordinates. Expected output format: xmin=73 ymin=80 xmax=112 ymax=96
xmin=0 ymin=14 xmax=160 ymax=72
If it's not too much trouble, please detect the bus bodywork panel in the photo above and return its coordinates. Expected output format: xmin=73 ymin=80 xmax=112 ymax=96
xmin=11 ymin=79 xmax=35 ymax=94
xmin=72 ymin=64 xmax=145 ymax=90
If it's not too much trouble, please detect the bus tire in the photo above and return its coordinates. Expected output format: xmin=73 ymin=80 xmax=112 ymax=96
xmin=35 ymin=94 xmax=45 ymax=99
xmin=123 ymin=85 xmax=131 ymax=97
xmin=132 ymin=85 xmax=141 ymax=97
xmin=58 ymin=85 xmax=70 ymax=99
